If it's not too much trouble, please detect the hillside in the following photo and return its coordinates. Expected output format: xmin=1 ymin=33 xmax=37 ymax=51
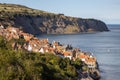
xmin=0 ymin=27 xmax=100 ymax=80
xmin=0 ymin=3 xmax=109 ymax=35
xmin=0 ymin=36 xmax=79 ymax=80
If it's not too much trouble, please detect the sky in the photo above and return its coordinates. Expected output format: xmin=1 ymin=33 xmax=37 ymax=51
xmin=0 ymin=0 xmax=120 ymax=24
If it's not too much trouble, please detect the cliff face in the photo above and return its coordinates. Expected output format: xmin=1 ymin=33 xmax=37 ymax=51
xmin=0 ymin=3 xmax=109 ymax=35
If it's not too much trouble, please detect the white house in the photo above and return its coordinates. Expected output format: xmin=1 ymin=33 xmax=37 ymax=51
xmin=39 ymin=48 xmax=44 ymax=53
xmin=28 ymin=44 xmax=32 ymax=51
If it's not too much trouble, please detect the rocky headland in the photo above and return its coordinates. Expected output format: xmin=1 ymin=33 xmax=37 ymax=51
xmin=0 ymin=3 xmax=109 ymax=35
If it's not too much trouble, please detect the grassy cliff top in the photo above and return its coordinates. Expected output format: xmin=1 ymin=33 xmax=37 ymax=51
xmin=0 ymin=3 xmax=57 ymax=16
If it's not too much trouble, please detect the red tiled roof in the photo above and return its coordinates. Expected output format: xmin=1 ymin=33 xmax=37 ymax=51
xmin=63 ymin=51 xmax=72 ymax=56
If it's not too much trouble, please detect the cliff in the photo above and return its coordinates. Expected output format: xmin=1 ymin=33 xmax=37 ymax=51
xmin=0 ymin=3 xmax=109 ymax=35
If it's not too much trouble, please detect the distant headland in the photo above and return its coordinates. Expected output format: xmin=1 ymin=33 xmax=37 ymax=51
xmin=0 ymin=3 xmax=109 ymax=35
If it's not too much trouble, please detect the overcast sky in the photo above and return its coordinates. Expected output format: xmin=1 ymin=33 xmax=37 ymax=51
xmin=0 ymin=0 xmax=120 ymax=24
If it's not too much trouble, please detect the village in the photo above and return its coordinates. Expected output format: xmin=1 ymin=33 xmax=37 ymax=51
xmin=0 ymin=24 xmax=97 ymax=71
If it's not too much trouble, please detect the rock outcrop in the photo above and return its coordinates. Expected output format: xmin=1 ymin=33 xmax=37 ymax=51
xmin=0 ymin=3 xmax=109 ymax=35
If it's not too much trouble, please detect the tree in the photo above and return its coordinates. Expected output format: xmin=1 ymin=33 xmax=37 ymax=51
xmin=0 ymin=36 xmax=6 ymax=49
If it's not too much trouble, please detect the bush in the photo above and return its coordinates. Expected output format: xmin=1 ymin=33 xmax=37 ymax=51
xmin=0 ymin=36 xmax=85 ymax=80
xmin=0 ymin=49 xmax=78 ymax=80
xmin=0 ymin=36 xmax=7 ymax=49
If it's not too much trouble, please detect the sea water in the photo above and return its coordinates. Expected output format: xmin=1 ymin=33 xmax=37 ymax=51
xmin=38 ymin=25 xmax=120 ymax=80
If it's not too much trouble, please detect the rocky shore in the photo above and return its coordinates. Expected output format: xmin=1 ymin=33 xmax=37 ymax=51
xmin=0 ymin=3 xmax=109 ymax=35
xmin=0 ymin=25 xmax=100 ymax=80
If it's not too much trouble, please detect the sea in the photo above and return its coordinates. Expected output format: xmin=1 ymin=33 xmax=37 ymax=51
xmin=38 ymin=25 xmax=120 ymax=80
